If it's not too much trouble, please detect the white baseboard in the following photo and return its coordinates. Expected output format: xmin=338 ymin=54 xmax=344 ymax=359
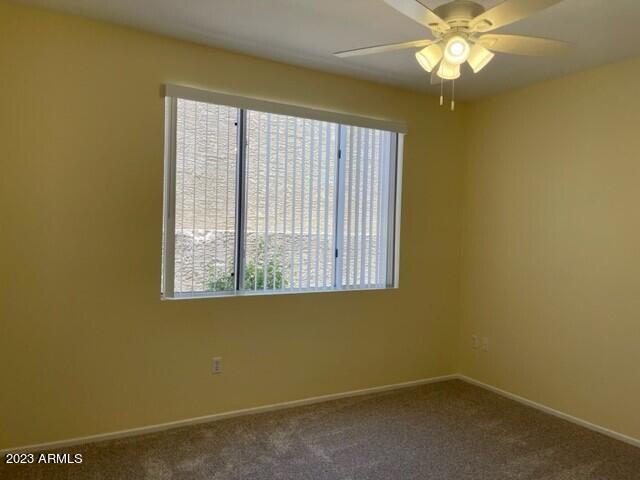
xmin=457 ymin=375 xmax=640 ymax=449
xmin=1 ymin=374 xmax=457 ymax=454
xmin=4 ymin=373 xmax=638 ymax=454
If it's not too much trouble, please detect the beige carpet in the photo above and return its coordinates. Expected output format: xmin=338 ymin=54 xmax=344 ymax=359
xmin=4 ymin=380 xmax=640 ymax=479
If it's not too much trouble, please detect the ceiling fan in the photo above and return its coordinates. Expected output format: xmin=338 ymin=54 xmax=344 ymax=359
xmin=334 ymin=0 xmax=568 ymax=107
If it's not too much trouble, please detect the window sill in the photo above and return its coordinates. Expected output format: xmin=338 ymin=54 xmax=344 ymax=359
xmin=161 ymin=285 xmax=398 ymax=301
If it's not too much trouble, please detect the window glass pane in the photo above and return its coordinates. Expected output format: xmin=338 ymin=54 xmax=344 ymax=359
xmin=174 ymin=99 xmax=238 ymax=294
xmin=243 ymin=111 xmax=338 ymax=291
xmin=341 ymin=126 xmax=393 ymax=288
xmin=164 ymin=93 xmax=400 ymax=299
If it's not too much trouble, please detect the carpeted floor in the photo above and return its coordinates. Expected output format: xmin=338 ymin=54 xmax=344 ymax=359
xmin=3 ymin=380 xmax=640 ymax=479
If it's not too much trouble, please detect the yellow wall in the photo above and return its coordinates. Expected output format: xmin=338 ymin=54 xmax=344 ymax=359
xmin=459 ymin=57 xmax=640 ymax=440
xmin=0 ymin=2 xmax=465 ymax=449
xmin=5 ymin=0 xmax=639 ymax=451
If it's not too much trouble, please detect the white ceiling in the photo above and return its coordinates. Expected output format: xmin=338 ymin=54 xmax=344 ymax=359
xmin=13 ymin=0 xmax=640 ymax=100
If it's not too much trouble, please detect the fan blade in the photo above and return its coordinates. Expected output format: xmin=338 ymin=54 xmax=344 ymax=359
xmin=334 ymin=39 xmax=433 ymax=58
xmin=477 ymin=34 xmax=569 ymax=56
xmin=469 ymin=0 xmax=564 ymax=32
xmin=384 ymin=0 xmax=450 ymax=32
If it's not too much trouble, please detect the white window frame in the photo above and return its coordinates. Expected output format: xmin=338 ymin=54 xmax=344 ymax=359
xmin=162 ymin=84 xmax=405 ymax=299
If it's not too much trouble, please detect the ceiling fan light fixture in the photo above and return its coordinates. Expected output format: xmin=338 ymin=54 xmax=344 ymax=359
xmin=336 ymin=0 xmax=571 ymax=109
xmin=415 ymin=44 xmax=443 ymax=72
xmin=467 ymin=44 xmax=495 ymax=73
xmin=444 ymin=36 xmax=470 ymax=65
xmin=437 ymin=60 xmax=460 ymax=80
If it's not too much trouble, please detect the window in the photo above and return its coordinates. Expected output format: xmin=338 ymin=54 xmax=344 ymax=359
xmin=162 ymin=85 xmax=404 ymax=299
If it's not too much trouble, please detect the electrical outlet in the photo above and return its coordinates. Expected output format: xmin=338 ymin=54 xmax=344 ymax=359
xmin=472 ymin=335 xmax=480 ymax=350
xmin=212 ymin=357 xmax=222 ymax=375
xmin=481 ymin=337 xmax=489 ymax=352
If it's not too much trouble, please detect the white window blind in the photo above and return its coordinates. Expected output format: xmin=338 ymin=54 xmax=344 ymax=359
xmin=244 ymin=112 xmax=338 ymax=291
xmin=162 ymin=87 xmax=403 ymax=299
xmin=340 ymin=126 xmax=395 ymax=288
xmin=170 ymin=99 xmax=239 ymax=295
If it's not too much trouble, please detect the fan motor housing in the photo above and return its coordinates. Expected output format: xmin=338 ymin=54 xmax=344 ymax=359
xmin=434 ymin=0 xmax=485 ymax=26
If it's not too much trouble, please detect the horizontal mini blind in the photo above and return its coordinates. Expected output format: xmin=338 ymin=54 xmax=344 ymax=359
xmin=244 ymin=111 xmax=338 ymax=291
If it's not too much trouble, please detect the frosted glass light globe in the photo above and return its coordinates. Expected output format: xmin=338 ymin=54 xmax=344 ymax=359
xmin=444 ymin=36 xmax=470 ymax=65
xmin=449 ymin=41 xmax=465 ymax=56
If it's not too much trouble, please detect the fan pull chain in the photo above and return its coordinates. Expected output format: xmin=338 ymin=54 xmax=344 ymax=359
xmin=440 ymin=76 xmax=444 ymax=107
xmin=451 ymin=79 xmax=455 ymax=111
